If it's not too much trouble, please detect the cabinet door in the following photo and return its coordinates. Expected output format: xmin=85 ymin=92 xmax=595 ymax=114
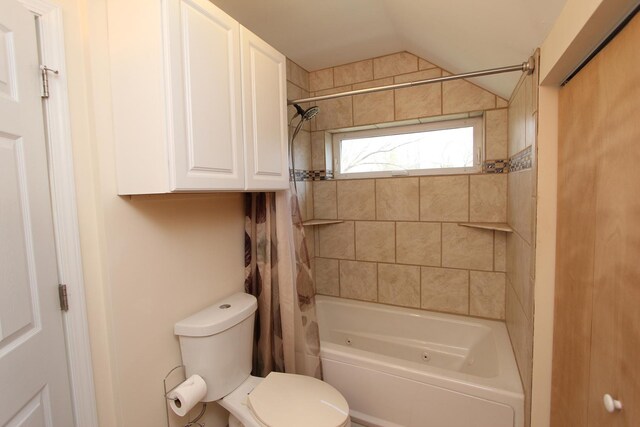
xmin=167 ymin=0 xmax=244 ymax=190
xmin=240 ymin=27 xmax=289 ymax=190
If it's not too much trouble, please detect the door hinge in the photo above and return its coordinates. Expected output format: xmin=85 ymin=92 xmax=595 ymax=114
xmin=40 ymin=65 xmax=59 ymax=99
xmin=58 ymin=284 xmax=69 ymax=311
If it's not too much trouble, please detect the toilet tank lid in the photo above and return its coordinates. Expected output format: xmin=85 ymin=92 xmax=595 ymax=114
xmin=174 ymin=292 xmax=257 ymax=337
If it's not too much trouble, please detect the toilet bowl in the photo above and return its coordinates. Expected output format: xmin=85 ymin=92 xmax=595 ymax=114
xmin=174 ymin=292 xmax=350 ymax=427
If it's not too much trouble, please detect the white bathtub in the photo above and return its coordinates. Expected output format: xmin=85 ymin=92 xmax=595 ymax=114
xmin=316 ymin=296 xmax=524 ymax=427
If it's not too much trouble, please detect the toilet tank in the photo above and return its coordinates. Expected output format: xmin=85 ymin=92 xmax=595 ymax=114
xmin=174 ymin=292 xmax=257 ymax=402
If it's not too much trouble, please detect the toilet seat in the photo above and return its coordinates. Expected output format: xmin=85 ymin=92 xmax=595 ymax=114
xmin=248 ymin=372 xmax=350 ymax=427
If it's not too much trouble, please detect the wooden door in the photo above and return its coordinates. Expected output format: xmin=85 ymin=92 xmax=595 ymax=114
xmin=167 ymin=0 xmax=245 ymax=191
xmin=0 ymin=1 xmax=74 ymax=424
xmin=551 ymin=11 xmax=640 ymax=427
xmin=240 ymin=26 xmax=289 ymax=191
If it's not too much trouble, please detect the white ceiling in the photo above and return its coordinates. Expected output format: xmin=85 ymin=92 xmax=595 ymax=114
xmin=209 ymin=0 xmax=567 ymax=98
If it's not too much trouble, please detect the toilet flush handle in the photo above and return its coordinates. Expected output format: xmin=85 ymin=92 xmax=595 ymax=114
xmin=603 ymin=394 xmax=622 ymax=413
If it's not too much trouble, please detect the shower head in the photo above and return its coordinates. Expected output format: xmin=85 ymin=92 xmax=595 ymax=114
xmin=292 ymin=103 xmax=319 ymax=121
xmin=302 ymin=105 xmax=319 ymax=121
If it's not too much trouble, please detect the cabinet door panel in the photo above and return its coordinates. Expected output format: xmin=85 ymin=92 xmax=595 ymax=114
xmin=168 ymin=0 xmax=244 ymax=190
xmin=241 ymin=27 xmax=288 ymax=190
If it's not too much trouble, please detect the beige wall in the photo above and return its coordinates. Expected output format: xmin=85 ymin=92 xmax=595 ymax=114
xmin=58 ymin=0 xmax=245 ymax=426
xmin=289 ymin=52 xmax=513 ymax=320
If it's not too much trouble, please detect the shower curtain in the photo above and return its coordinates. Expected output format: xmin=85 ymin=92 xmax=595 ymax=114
xmin=244 ymin=184 xmax=322 ymax=379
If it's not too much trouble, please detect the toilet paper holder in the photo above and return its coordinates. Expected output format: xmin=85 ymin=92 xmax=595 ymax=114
xmin=163 ymin=365 xmax=206 ymax=427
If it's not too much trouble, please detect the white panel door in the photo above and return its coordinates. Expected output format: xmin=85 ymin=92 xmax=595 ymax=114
xmin=241 ymin=27 xmax=288 ymax=190
xmin=0 ymin=1 xmax=73 ymax=425
xmin=167 ymin=0 xmax=244 ymax=190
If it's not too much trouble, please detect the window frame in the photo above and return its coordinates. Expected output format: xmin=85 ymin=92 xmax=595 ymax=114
xmin=332 ymin=117 xmax=483 ymax=179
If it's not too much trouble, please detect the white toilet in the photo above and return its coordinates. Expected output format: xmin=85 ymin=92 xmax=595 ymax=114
xmin=174 ymin=292 xmax=351 ymax=427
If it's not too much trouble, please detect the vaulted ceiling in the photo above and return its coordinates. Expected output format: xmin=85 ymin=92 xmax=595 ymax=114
xmin=209 ymin=0 xmax=567 ymax=98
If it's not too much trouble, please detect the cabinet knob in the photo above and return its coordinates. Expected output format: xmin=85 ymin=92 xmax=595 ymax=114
xmin=603 ymin=394 xmax=623 ymax=413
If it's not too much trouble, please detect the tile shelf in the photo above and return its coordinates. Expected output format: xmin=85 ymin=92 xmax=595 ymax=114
xmin=458 ymin=222 xmax=514 ymax=233
xmin=302 ymin=219 xmax=344 ymax=226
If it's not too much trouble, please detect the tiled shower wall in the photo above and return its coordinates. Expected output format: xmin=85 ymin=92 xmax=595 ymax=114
xmin=312 ymin=176 xmax=507 ymax=320
xmin=285 ymin=51 xmax=514 ymax=321
xmin=286 ymin=59 xmax=314 ymax=220
xmin=287 ymin=50 xmax=539 ymax=423
xmin=505 ymin=53 xmax=539 ymax=427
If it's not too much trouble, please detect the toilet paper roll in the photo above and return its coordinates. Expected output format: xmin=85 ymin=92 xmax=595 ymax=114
xmin=168 ymin=374 xmax=207 ymax=417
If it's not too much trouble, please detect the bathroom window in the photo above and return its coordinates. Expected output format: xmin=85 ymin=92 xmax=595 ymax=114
xmin=333 ymin=117 xmax=482 ymax=178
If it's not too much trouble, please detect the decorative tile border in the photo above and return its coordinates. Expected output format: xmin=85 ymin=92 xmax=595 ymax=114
xmin=509 ymin=146 xmax=533 ymax=172
xmin=483 ymin=159 xmax=509 ymax=174
xmin=290 ymin=169 xmax=334 ymax=181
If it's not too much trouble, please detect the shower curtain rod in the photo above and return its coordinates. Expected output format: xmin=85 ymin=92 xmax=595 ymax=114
xmin=288 ymin=56 xmax=535 ymax=105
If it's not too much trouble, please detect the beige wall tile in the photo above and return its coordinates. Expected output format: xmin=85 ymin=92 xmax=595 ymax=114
xmin=495 ymin=231 xmax=506 ymax=272
xmin=396 ymin=222 xmax=441 ymax=266
xmin=355 ymin=221 xmax=395 ymax=262
xmin=506 ymin=283 xmax=533 ymax=407
xmin=470 ymin=174 xmax=507 ymax=222
xmin=306 ymin=181 xmax=314 ymax=220
xmin=296 ymin=181 xmax=308 ymax=221
xmin=421 ymin=267 xmax=469 ymax=314
xmin=379 ymin=264 xmax=420 ymax=307
xmin=529 ymin=198 xmax=537 ymax=277
xmin=292 ymin=129 xmax=311 ymax=171
xmin=376 ymin=178 xmax=419 ymax=220
xmin=497 ymin=97 xmax=508 ymax=108
xmin=442 ymin=223 xmax=493 ymax=271
xmin=394 ymin=68 xmax=441 ymax=84
xmin=340 ymin=260 xmax=377 ymax=301
xmin=315 ymin=257 xmax=339 ymax=296
xmin=337 ymin=179 xmax=375 ymax=220
xmin=309 ymin=68 xmax=334 ymax=92
xmin=419 ymin=176 xmax=469 ymax=221
xmin=311 ymin=131 xmax=326 ymax=170
xmin=394 ymin=83 xmax=442 ymax=120
xmin=508 ymin=80 xmax=526 ymax=157
xmin=470 ymin=271 xmax=505 ymax=319
xmin=315 ymin=86 xmax=353 ymax=131
xmin=353 ymin=78 xmax=394 ymax=125
xmin=526 ymin=110 xmax=537 ymax=153
xmin=313 ymin=181 xmax=337 ymax=219
xmin=287 ymin=80 xmax=303 ymax=102
xmin=443 ymin=79 xmax=496 ymax=114
xmin=419 ymin=58 xmax=436 ymax=70
xmin=287 ymin=59 xmax=309 ymax=91
xmin=319 ymin=221 xmax=355 ymax=259
xmin=334 ymin=59 xmax=373 ymax=87
xmin=314 ymin=226 xmax=320 ymax=255
xmin=485 ymin=109 xmax=508 ymax=160
xmin=507 ymin=170 xmax=533 ymax=243
xmin=374 ymin=52 xmax=418 ymax=79
xmin=506 ymin=232 xmax=532 ymax=320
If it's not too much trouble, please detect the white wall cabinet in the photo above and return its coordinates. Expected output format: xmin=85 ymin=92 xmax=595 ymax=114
xmin=108 ymin=0 xmax=288 ymax=194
